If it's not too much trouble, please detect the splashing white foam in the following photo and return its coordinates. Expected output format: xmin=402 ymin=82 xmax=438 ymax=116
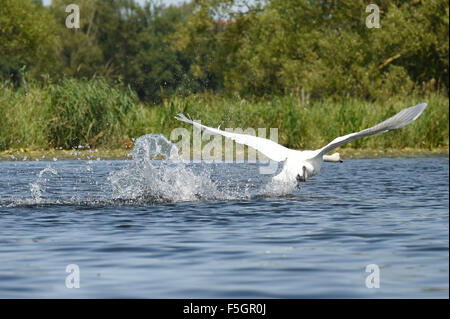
xmin=29 ymin=166 xmax=58 ymax=203
xmin=107 ymin=134 xmax=298 ymax=203
xmin=1 ymin=134 xmax=297 ymax=207
xmin=108 ymin=134 xmax=229 ymax=202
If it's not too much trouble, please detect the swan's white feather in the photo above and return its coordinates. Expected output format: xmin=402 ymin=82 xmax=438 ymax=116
xmin=175 ymin=103 xmax=428 ymax=183
xmin=174 ymin=113 xmax=291 ymax=162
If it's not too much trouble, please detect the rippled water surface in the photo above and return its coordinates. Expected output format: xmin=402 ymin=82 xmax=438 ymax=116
xmin=0 ymin=153 xmax=448 ymax=298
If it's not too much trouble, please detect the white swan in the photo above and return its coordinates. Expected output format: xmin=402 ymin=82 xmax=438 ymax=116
xmin=175 ymin=103 xmax=427 ymax=184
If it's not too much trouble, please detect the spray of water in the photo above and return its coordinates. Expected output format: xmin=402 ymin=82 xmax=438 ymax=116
xmin=108 ymin=134 xmax=231 ymax=202
xmin=2 ymin=134 xmax=296 ymax=207
xmin=108 ymin=134 xmax=297 ymax=203
xmin=29 ymin=167 xmax=59 ymax=203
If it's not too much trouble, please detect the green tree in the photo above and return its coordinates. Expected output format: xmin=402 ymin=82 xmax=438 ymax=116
xmin=50 ymin=0 xmax=105 ymax=79
xmin=0 ymin=0 xmax=60 ymax=85
xmin=50 ymin=0 xmax=197 ymax=102
xmin=175 ymin=0 xmax=449 ymax=100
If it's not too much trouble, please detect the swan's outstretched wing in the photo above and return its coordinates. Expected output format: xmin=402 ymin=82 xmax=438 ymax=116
xmin=175 ymin=113 xmax=291 ymax=162
xmin=314 ymin=103 xmax=427 ymax=157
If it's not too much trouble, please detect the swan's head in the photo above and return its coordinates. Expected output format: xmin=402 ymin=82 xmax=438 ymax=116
xmin=323 ymin=153 xmax=343 ymax=163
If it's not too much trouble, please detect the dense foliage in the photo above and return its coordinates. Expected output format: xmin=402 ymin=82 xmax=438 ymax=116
xmin=0 ymin=0 xmax=448 ymax=150
xmin=0 ymin=80 xmax=448 ymax=150
xmin=1 ymin=0 xmax=448 ymax=102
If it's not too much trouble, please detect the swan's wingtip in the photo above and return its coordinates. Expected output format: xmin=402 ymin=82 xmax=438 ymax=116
xmin=418 ymin=102 xmax=428 ymax=109
xmin=411 ymin=102 xmax=428 ymax=121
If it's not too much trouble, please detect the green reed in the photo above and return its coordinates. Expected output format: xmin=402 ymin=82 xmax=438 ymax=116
xmin=0 ymin=79 xmax=448 ymax=152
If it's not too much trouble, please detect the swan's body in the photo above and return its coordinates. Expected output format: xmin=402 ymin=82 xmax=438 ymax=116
xmin=175 ymin=103 xmax=427 ymax=185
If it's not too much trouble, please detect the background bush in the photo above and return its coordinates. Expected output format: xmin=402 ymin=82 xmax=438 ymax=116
xmin=47 ymin=78 xmax=138 ymax=148
xmin=0 ymin=0 xmax=448 ymax=152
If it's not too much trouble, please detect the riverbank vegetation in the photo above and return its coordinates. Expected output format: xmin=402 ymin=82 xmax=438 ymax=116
xmin=0 ymin=79 xmax=448 ymax=152
xmin=1 ymin=0 xmax=448 ymax=155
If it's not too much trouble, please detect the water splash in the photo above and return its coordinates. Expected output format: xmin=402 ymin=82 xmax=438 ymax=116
xmin=107 ymin=133 xmax=300 ymax=203
xmin=29 ymin=166 xmax=58 ymax=203
xmin=262 ymin=179 xmax=298 ymax=197
xmin=1 ymin=134 xmax=296 ymax=207
xmin=108 ymin=134 xmax=232 ymax=202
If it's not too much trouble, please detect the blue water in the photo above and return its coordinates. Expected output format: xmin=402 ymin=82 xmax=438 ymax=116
xmin=0 ymin=156 xmax=448 ymax=298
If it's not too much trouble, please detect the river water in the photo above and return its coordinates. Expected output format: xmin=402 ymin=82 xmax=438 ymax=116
xmin=0 ymin=136 xmax=448 ymax=298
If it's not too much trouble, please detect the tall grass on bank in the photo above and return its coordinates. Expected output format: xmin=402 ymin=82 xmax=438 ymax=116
xmin=0 ymin=79 xmax=448 ymax=151
xmin=0 ymin=78 xmax=138 ymax=150
xmin=48 ymin=78 xmax=137 ymax=148
xmin=140 ymin=94 xmax=449 ymax=151
xmin=0 ymin=82 xmax=51 ymax=150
